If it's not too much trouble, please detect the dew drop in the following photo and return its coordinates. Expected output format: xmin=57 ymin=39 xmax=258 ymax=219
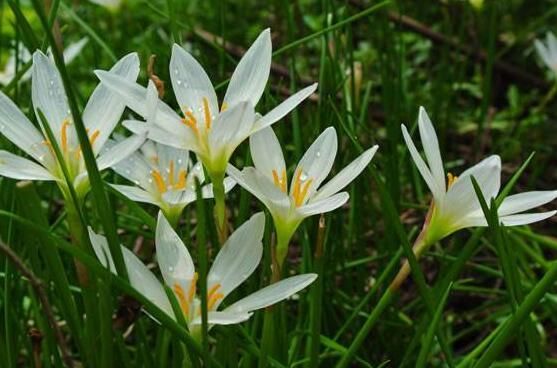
xmin=134 ymin=180 xmax=140 ymax=185
xmin=125 ymin=169 xmax=131 ymax=175
xmin=176 ymin=79 xmax=182 ymax=85
xmin=300 ymin=172 xmax=308 ymax=181
xmin=177 ymin=159 xmax=183 ymax=164
xmin=315 ymin=151 xmax=321 ymax=158
xmin=173 ymin=68 xmax=179 ymax=75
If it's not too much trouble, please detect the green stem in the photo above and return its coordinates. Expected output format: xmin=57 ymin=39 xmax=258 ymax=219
xmin=472 ymin=260 xmax=557 ymax=368
xmin=535 ymin=81 xmax=557 ymax=112
xmin=211 ymin=172 xmax=227 ymax=244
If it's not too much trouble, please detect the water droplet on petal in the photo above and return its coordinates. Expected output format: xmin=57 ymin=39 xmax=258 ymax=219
xmin=176 ymin=79 xmax=182 ymax=85
xmin=300 ymin=172 xmax=308 ymax=181
xmin=315 ymin=151 xmax=321 ymax=157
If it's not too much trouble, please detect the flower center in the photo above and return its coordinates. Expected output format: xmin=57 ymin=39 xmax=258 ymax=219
xmin=292 ymin=168 xmax=313 ymax=207
xmin=173 ymin=272 xmax=198 ymax=318
xmin=180 ymin=97 xmax=213 ymax=136
xmin=207 ymin=283 xmax=224 ymax=311
xmin=150 ymin=159 xmax=188 ymax=193
xmin=272 ymin=169 xmax=287 ymax=193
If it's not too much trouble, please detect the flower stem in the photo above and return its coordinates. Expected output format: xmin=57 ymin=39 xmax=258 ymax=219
xmin=211 ymin=172 xmax=228 ymax=245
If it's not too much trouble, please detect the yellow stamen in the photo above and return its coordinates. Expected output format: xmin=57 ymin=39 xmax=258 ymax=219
xmin=89 ymin=130 xmax=100 ymax=147
xmin=168 ymin=160 xmax=175 ymax=187
xmin=60 ymin=119 xmax=70 ymax=152
xmin=272 ymin=169 xmax=287 ymax=193
xmin=220 ymin=102 xmax=228 ymax=112
xmin=173 ymin=283 xmax=190 ymax=316
xmin=175 ymin=169 xmax=187 ymax=190
xmin=447 ymin=172 xmax=458 ymax=189
xmin=207 ymin=283 xmax=223 ymax=311
xmin=292 ymin=169 xmax=313 ymax=207
xmin=181 ymin=111 xmax=199 ymax=135
xmin=202 ymin=97 xmax=212 ymax=129
xmin=151 ymin=170 xmax=166 ymax=193
xmin=188 ymin=273 xmax=198 ymax=301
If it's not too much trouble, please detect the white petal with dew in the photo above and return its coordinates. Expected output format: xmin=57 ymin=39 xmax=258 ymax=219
xmin=223 ymin=29 xmax=271 ymax=108
xmin=97 ymin=133 xmax=146 ymax=171
xmin=0 ymin=151 xmax=56 ymax=181
xmin=418 ymin=107 xmax=445 ymax=194
xmin=111 ymin=184 xmax=159 ymax=206
xmin=312 ymin=145 xmax=377 ymax=202
xmin=225 ymin=274 xmax=317 ymax=313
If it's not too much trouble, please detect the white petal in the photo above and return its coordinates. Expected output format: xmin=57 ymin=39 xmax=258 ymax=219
xmin=312 ymin=145 xmax=377 ymax=202
xmin=155 ymin=211 xmax=195 ymax=286
xmin=249 ymin=127 xmax=285 ymax=182
xmin=83 ymin=52 xmax=140 ymax=152
xmin=208 ymin=213 xmax=265 ymax=305
xmin=111 ymin=184 xmax=159 ymax=206
xmin=0 ymin=150 xmax=56 ymax=181
xmin=418 ymin=107 xmax=445 ymax=194
xmin=225 ymin=274 xmax=317 ymax=313
xmin=535 ymin=39 xmax=553 ymax=69
xmin=169 ymin=44 xmax=218 ymax=114
xmin=298 ymin=192 xmax=349 ymax=217
xmin=223 ymin=29 xmax=271 ymax=108
xmin=253 ymin=83 xmax=318 ymax=131
xmin=199 ymin=177 xmax=236 ymax=199
xmin=32 ymin=51 xmax=72 ymax=147
xmin=190 ymin=311 xmax=252 ymax=326
xmin=0 ymin=91 xmax=50 ymax=162
xmin=498 ymin=191 xmax=557 ymax=217
xmin=62 ymin=38 xmax=88 ymax=64
xmin=291 ymin=127 xmax=337 ymax=202
xmin=500 ymin=211 xmax=557 ymax=226
xmin=88 ymin=227 xmax=174 ymax=318
xmin=442 ymin=155 xmax=501 ymax=219
xmin=123 ymin=120 xmax=189 ymax=151
xmin=97 ymin=133 xmax=146 ymax=171
xmin=401 ymin=123 xmax=444 ymax=202
xmin=208 ymin=101 xmax=255 ymax=157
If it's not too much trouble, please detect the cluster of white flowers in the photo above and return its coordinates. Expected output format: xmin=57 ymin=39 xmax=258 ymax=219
xmin=0 ymin=30 xmax=555 ymax=333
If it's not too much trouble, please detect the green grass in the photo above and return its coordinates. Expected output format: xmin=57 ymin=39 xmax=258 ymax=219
xmin=2 ymin=0 xmax=557 ymax=367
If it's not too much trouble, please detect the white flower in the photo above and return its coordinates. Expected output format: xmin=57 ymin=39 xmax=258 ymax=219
xmin=88 ymin=0 xmax=122 ymax=10
xmin=94 ymin=28 xmax=317 ymax=180
xmin=0 ymin=51 xmax=145 ymax=198
xmin=88 ymin=212 xmax=317 ymax=337
xmin=111 ymin=139 xmax=235 ymax=221
xmin=227 ymin=126 xmax=378 ymax=263
xmin=0 ymin=38 xmax=88 ymax=86
xmin=401 ymin=106 xmax=557 ymax=246
xmin=535 ymin=32 xmax=557 ymax=73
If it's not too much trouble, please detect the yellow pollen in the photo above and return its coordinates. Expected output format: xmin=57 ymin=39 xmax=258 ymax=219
xmin=60 ymin=119 xmax=71 ymax=152
xmin=220 ymin=102 xmax=228 ymax=112
xmin=272 ymin=169 xmax=287 ymax=193
xmin=89 ymin=130 xmax=100 ymax=147
xmin=181 ymin=111 xmax=199 ymax=135
xmin=151 ymin=170 xmax=166 ymax=193
xmin=168 ymin=160 xmax=175 ymax=187
xmin=447 ymin=172 xmax=458 ymax=189
xmin=175 ymin=169 xmax=187 ymax=190
xmin=202 ymin=97 xmax=212 ymax=129
xmin=292 ymin=169 xmax=313 ymax=207
xmin=173 ymin=283 xmax=190 ymax=316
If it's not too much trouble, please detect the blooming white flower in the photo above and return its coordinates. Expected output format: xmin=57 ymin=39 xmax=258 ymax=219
xmin=0 ymin=51 xmax=145 ymax=198
xmin=0 ymin=38 xmax=88 ymax=86
xmin=94 ymin=28 xmax=317 ymax=183
xmin=111 ymin=139 xmax=235 ymax=223
xmin=227 ymin=126 xmax=378 ymax=264
xmin=535 ymin=32 xmax=557 ymax=73
xmin=89 ymin=212 xmax=317 ymax=337
xmin=88 ymin=0 xmax=122 ymax=11
xmin=401 ymin=106 xmax=557 ymax=247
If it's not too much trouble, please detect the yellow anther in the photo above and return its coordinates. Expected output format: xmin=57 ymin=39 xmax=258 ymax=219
xmin=181 ymin=111 xmax=199 ymax=135
xmin=175 ymin=169 xmax=187 ymax=190
xmin=220 ymin=102 xmax=228 ymax=112
xmin=151 ymin=170 xmax=166 ymax=193
xmin=168 ymin=160 xmax=175 ymax=187
xmin=291 ymin=169 xmax=313 ymax=207
xmin=447 ymin=172 xmax=458 ymax=189
xmin=202 ymin=97 xmax=212 ymax=130
xmin=60 ymin=119 xmax=71 ymax=152
xmin=173 ymin=283 xmax=190 ymax=316
xmin=272 ymin=169 xmax=287 ymax=193
xmin=89 ymin=130 xmax=100 ymax=147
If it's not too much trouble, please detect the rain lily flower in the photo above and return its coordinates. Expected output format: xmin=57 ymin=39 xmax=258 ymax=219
xmin=94 ymin=28 xmax=317 ymax=238
xmin=88 ymin=0 xmax=122 ymax=11
xmin=401 ymin=106 xmax=557 ymax=251
xmin=535 ymin=32 xmax=557 ymax=73
xmin=111 ymin=139 xmax=235 ymax=226
xmin=110 ymin=80 xmax=234 ymax=225
xmin=227 ymin=126 xmax=378 ymax=265
xmin=88 ymin=212 xmax=317 ymax=338
xmin=0 ymin=38 xmax=88 ymax=86
xmin=0 ymin=51 xmax=145 ymax=199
